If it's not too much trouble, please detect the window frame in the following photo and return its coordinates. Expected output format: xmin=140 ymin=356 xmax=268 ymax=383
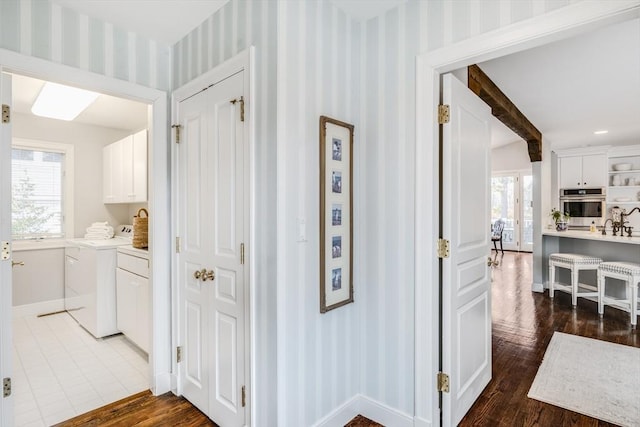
xmin=11 ymin=138 xmax=74 ymax=240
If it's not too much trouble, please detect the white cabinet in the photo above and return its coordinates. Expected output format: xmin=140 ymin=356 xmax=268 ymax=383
xmin=559 ymin=153 xmax=607 ymax=188
xmin=116 ymin=250 xmax=149 ymax=352
xmin=103 ymin=129 xmax=147 ymax=204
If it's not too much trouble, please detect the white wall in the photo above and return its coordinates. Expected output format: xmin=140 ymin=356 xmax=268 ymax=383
xmin=13 ymin=112 xmax=134 ymax=237
xmin=492 ymin=141 xmax=532 ymax=172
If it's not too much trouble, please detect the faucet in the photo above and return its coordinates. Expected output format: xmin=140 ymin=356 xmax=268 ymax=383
xmin=601 ymin=217 xmax=623 ymax=236
xmin=620 ymin=207 xmax=640 ymax=237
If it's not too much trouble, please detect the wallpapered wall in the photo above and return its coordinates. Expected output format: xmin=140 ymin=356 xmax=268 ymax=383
xmin=0 ymin=0 xmax=171 ymax=90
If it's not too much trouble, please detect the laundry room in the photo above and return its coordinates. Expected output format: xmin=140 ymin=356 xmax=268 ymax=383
xmin=8 ymin=72 xmax=153 ymax=426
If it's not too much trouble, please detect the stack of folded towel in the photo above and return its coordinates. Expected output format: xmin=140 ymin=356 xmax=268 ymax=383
xmin=84 ymin=222 xmax=114 ymax=239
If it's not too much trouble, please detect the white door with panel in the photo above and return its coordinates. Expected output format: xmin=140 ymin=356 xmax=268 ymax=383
xmin=0 ymin=71 xmax=13 ymax=425
xmin=441 ymin=73 xmax=492 ymax=426
xmin=176 ymin=71 xmax=247 ymax=427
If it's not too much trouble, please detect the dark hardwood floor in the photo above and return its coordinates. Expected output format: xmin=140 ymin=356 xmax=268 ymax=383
xmin=460 ymin=251 xmax=640 ymax=426
xmin=53 ymin=391 xmax=217 ymax=427
xmin=54 ymin=252 xmax=638 ymax=427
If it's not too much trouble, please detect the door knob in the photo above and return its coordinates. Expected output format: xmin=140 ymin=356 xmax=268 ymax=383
xmin=193 ymin=268 xmax=215 ymax=281
xmin=12 ymin=261 xmax=24 ymax=267
xmin=202 ymin=269 xmax=215 ymax=281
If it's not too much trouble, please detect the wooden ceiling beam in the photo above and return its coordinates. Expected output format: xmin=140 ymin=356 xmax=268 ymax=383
xmin=467 ymin=64 xmax=543 ymax=162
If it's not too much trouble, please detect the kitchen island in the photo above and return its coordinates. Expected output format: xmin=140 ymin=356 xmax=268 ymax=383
xmin=541 ymin=229 xmax=640 ymax=294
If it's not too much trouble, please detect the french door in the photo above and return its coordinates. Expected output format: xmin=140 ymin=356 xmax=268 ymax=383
xmin=491 ymin=171 xmax=533 ymax=252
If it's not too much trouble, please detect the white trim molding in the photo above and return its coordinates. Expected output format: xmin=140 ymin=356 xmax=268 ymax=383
xmin=313 ymin=394 xmax=414 ymax=427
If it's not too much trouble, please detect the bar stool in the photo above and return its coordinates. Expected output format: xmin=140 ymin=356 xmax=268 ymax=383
xmin=597 ymin=262 xmax=640 ymax=328
xmin=549 ymin=253 xmax=603 ymax=307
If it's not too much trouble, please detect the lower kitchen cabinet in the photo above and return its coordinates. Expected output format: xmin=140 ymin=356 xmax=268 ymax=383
xmin=116 ymin=251 xmax=149 ymax=353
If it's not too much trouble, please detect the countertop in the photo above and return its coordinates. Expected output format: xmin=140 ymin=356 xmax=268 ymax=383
xmin=117 ymin=244 xmax=149 ymax=259
xmin=542 ymin=229 xmax=640 ymax=245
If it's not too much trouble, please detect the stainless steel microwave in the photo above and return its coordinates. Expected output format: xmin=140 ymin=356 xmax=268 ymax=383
xmin=559 ymin=187 xmax=606 ymax=227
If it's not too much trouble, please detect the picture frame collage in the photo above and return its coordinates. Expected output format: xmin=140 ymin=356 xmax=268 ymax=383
xmin=319 ymin=116 xmax=354 ymax=313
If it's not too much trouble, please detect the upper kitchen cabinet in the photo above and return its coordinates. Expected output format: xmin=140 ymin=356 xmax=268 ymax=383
xmin=557 ymin=149 xmax=608 ymax=189
xmin=103 ymin=129 xmax=148 ymax=204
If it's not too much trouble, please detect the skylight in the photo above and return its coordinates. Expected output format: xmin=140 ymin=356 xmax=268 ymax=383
xmin=31 ymin=82 xmax=99 ymax=121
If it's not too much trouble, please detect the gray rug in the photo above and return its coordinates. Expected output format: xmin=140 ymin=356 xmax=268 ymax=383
xmin=528 ymin=332 xmax=640 ymax=426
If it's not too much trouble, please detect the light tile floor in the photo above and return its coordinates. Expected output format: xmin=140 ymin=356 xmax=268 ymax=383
xmin=13 ymin=312 xmax=149 ymax=427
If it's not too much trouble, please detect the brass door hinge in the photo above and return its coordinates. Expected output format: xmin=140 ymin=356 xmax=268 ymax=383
xmin=438 ymin=104 xmax=450 ymax=124
xmin=176 ymin=346 xmax=182 ymax=363
xmin=2 ymin=104 xmax=9 ymax=124
xmin=172 ymin=124 xmax=182 ymax=143
xmin=240 ymin=243 xmax=245 ymax=265
xmin=437 ymin=239 xmax=450 ymax=259
xmin=175 ymin=237 xmax=181 ymax=253
xmin=1 ymin=241 xmax=10 ymax=260
xmin=3 ymin=377 xmax=11 ymax=398
xmin=231 ymin=96 xmax=245 ymax=122
xmin=437 ymin=372 xmax=450 ymax=393
xmin=241 ymin=385 xmax=246 ymax=407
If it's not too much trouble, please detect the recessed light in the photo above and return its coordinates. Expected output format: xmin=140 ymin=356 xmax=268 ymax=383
xmin=32 ymin=82 xmax=99 ymax=121
xmin=593 ymin=130 xmax=608 ymax=135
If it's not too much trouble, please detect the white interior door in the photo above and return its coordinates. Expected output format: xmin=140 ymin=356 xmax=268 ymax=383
xmin=441 ymin=73 xmax=492 ymax=426
xmin=177 ymin=71 xmax=247 ymax=427
xmin=0 ymin=71 xmax=13 ymax=425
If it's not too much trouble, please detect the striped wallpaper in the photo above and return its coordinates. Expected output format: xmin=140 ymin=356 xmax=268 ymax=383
xmin=0 ymin=0 xmax=586 ymax=425
xmin=0 ymin=0 xmax=171 ymax=91
xmin=276 ymin=1 xmax=360 ymax=426
xmin=171 ymin=0 xmax=583 ymax=425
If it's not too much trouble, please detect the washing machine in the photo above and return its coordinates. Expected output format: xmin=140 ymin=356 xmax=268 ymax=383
xmin=65 ymin=225 xmax=133 ymax=338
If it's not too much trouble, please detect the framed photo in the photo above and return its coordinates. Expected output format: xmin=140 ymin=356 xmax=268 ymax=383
xmin=320 ymin=116 xmax=354 ymax=313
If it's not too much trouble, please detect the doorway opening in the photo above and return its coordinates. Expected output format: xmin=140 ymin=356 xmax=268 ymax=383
xmin=6 ymin=71 xmax=153 ymax=426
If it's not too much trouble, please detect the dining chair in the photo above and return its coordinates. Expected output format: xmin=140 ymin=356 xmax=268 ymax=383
xmin=491 ymin=219 xmax=506 ymax=253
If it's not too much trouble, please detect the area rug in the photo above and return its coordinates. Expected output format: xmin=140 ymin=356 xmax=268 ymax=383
xmin=528 ymin=332 xmax=640 ymax=426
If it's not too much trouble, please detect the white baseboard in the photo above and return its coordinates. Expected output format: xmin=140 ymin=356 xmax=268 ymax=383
xmin=152 ymin=372 xmax=172 ymax=395
xmin=12 ymin=299 xmax=65 ymax=319
xmin=313 ymin=394 xmax=413 ymax=427
xmin=313 ymin=395 xmax=359 ymax=427
xmin=532 ymin=282 xmax=544 ymax=293
xmin=358 ymin=395 xmax=413 ymax=427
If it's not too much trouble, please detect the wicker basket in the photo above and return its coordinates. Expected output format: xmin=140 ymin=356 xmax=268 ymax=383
xmin=132 ymin=208 xmax=149 ymax=249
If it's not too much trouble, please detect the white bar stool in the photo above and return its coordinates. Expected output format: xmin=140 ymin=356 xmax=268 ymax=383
xmin=549 ymin=253 xmax=603 ymax=307
xmin=597 ymin=262 xmax=640 ymax=328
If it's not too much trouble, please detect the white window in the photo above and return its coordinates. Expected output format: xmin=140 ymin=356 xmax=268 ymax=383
xmin=11 ymin=139 xmax=74 ymax=240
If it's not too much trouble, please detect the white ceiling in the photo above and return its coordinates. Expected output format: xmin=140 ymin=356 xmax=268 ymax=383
xmin=11 ymin=73 xmax=148 ymax=132
xmin=479 ymin=18 xmax=640 ymax=151
xmin=51 ymin=0 xmax=229 ymax=46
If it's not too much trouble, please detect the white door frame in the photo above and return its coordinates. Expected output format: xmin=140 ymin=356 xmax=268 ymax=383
xmin=0 ymin=48 xmax=172 ymax=400
xmin=0 ymin=69 xmax=13 ymax=427
xmin=414 ymin=2 xmax=640 ymax=425
xmin=170 ymin=47 xmax=255 ymax=423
